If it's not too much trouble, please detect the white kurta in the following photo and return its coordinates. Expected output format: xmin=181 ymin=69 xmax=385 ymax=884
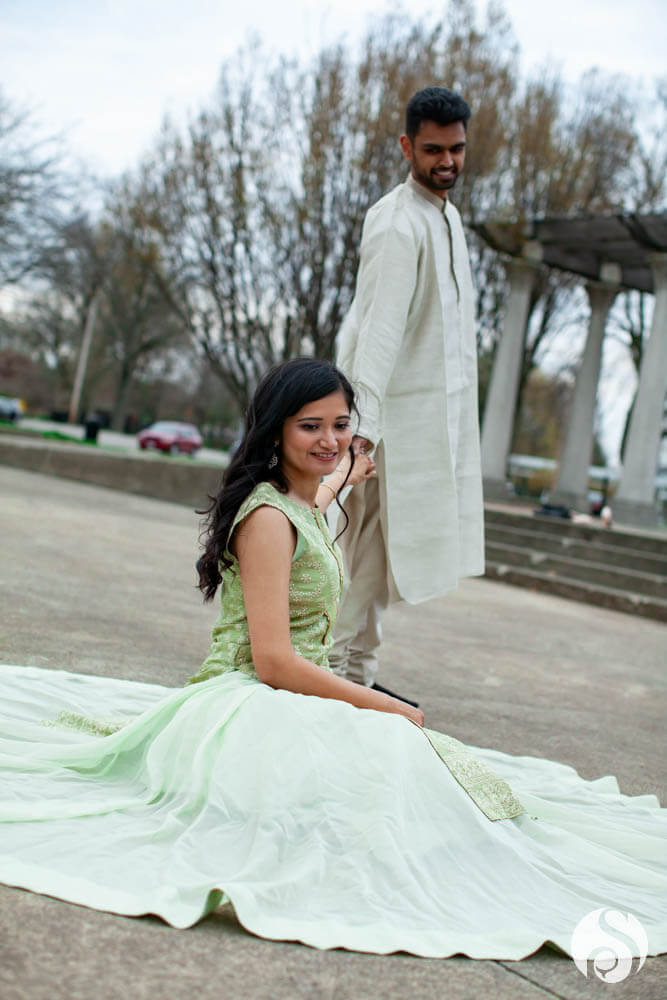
xmin=336 ymin=175 xmax=484 ymax=603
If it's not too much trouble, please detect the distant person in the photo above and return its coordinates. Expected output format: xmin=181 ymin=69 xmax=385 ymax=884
xmin=331 ymin=86 xmax=484 ymax=701
xmin=0 ymin=358 xmax=665 ymax=962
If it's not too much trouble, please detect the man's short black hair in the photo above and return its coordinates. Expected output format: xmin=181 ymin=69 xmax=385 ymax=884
xmin=405 ymin=86 xmax=472 ymax=139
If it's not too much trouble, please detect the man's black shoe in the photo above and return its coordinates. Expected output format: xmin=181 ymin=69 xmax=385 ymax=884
xmin=371 ymin=682 xmax=419 ymax=709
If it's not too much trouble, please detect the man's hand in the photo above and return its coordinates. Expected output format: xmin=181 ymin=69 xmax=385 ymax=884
xmin=347 ymin=451 xmax=376 ymax=486
xmin=352 ymin=435 xmax=373 ymax=455
xmin=333 ymin=450 xmax=375 ymax=488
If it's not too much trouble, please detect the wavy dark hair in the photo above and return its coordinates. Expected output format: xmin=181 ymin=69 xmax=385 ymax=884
xmin=196 ymin=357 xmax=358 ymax=601
xmin=405 ymin=86 xmax=471 ymax=138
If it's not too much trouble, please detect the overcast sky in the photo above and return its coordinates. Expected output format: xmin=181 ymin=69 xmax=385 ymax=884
xmin=2 ymin=0 xmax=665 ymax=176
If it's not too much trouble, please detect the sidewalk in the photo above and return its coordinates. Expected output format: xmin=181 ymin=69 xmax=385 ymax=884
xmin=0 ymin=466 xmax=665 ymax=1000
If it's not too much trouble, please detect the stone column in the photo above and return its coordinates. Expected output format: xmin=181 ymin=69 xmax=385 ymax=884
xmin=481 ymin=251 xmax=540 ymax=499
xmin=552 ymin=278 xmax=618 ymax=510
xmin=614 ymin=252 xmax=667 ymax=526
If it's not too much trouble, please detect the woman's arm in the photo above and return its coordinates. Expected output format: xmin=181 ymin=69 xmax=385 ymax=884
xmin=235 ymin=505 xmax=424 ymax=725
xmin=315 ymin=451 xmax=376 ymax=514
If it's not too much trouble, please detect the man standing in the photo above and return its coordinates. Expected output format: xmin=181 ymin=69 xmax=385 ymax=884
xmin=330 ymin=86 xmax=485 ymax=700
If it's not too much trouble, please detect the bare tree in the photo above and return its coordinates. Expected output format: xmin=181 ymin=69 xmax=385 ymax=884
xmin=0 ymin=90 xmax=68 ymax=286
xmin=136 ymin=19 xmax=441 ymax=412
xmin=95 ymin=212 xmax=190 ymax=429
xmin=601 ymin=77 xmax=667 ymax=455
xmin=8 ymin=214 xmax=117 ymax=410
xmin=4 ymin=2 xmax=658 ymax=447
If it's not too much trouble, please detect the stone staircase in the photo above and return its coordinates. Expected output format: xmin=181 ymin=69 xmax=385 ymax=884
xmin=484 ymin=505 xmax=667 ymax=622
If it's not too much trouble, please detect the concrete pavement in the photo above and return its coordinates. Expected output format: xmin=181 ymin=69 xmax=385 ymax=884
xmin=0 ymin=465 xmax=665 ymax=1000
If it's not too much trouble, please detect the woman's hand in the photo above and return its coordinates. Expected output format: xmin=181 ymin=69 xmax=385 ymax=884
xmin=385 ymin=697 xmax=425 ymax=727
xmin=316 ymin=449 xmax=376 ymax=512
xmin=337 ymin=449 xmax=376 ymax=487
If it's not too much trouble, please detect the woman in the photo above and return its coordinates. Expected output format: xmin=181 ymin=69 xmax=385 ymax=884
xmin=0 ymin=357 xmax=665 ymax=961
xmin=188 ymin=356 xmax=422 ymax=725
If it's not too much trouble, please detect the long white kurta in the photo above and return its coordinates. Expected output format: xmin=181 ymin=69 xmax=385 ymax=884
xmin=336 ymin=174 xmax=484 ymax=603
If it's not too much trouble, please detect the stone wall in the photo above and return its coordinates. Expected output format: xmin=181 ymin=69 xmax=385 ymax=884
xmin=0 ymin=436 xmax=223 ymax=509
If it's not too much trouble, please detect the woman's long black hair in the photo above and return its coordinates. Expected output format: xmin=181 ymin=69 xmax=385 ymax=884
xmin=196 ymin=357 xmax=358 ymax=601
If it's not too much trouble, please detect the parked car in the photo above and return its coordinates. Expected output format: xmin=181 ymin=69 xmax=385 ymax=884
xmin=137 ymin=421 xmax=203 ymax=456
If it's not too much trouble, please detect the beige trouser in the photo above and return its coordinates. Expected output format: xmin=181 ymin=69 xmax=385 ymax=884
xmin=329 ymin=473 xmax=395 ymax=686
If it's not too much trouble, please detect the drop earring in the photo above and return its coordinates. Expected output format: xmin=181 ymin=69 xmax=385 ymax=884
xmin=268 ymin=443 xmax=279 ymax=469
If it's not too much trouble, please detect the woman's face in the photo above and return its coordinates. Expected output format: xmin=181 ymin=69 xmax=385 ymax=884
xmin=280 ymin=390 xmax=352 ymax=481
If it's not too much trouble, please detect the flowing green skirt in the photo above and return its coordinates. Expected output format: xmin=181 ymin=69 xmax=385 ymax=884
xmin=0 ymin=664 xmax=665 ymax=959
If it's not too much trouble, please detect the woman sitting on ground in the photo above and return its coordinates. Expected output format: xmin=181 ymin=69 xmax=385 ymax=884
xmin=0 ymin=357 xmax=665 ymax=963
xmin=189 ymin=357 xmax=423 ymax=725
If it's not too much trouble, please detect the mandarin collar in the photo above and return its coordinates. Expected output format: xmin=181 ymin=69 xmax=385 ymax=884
xmin=405 ymin=173 xmax=449 ymax=213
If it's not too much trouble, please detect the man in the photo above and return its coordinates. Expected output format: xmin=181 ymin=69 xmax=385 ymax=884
xmin=330 ymin=86 xmax=485 ymax=701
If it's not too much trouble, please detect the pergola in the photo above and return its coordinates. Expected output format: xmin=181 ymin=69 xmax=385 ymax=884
xmin=474 ymin=212 xmax=667 ymax=527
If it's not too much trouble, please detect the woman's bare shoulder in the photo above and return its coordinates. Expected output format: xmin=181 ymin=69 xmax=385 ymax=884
xmin=232 ymin=503 xmax=296 ymax=559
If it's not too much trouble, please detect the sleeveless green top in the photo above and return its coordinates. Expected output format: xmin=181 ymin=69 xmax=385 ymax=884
xmin=187 ymin=482 xmax=344 ymax=684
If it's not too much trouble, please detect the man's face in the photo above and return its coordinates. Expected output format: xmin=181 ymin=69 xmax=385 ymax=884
xmin=399 ymin=120 xmax=466 ymax=199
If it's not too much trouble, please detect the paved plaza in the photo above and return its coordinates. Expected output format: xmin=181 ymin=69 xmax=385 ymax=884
xmin=0 ymin=465 xmax=665 ymax=1000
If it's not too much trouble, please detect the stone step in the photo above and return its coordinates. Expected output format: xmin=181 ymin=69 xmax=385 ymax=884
xmin=485 ymin=540 xmax=666 ymax=600
xmin=485 ymin=523 xmax=666 ymax=576
xmin=484 ymin=561 xmax=667 ymax=623
xmin=485 ymin=506 xmax=667 ymax=557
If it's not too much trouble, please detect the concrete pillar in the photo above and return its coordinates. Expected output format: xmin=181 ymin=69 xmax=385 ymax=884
xmin=481 ymin=252 xmax=540 ymax=498
xmin=614 ymin=252 xmax=667 ymax=526
xmin=552 ymin=279 xmax=618 ymax=510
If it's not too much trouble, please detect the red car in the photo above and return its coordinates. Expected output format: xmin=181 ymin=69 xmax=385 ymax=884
xmin=137 ymin=421 xmax=203 ymax=456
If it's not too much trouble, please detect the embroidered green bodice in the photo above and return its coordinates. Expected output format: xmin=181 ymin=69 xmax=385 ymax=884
xmin=187 ymin=482 xmax=344 ymax=685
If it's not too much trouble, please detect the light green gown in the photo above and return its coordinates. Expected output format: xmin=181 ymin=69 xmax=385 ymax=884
xmin=0 ymin=483 xmax=666 ymax=960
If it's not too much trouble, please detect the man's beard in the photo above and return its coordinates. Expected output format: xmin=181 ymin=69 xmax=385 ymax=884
xmin=413 ymin=162 xmax=458 ymax=194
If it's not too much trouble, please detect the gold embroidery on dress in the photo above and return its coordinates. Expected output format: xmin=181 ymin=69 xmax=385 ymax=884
xmin=422 ymin=728 xmax=525 ymax=822
xmin=42 ymin=711 xmax=125 ymax=737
